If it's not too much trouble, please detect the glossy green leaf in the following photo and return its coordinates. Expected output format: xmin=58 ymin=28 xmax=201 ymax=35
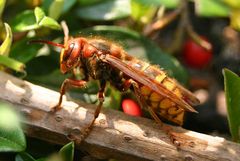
xmin=195 ymin=0 xmax=230 ymax=17
xmin=25 ymin=54 xmax=65 ymax=88
xmin=135 ymin=0 xmax=179 ymax=8
xmin=59 ymin=142 xmax=74 ymax=161
xmin=0 ymin=23 xmax=12 ymax=56
xmin=34 ymin=7 xmax=45 ymax=24
xmin=223 ymin=69 xmax=240 ymax=143
xmin=0 ymin=103 xmax=26 ymax=152
xmin=11 ymin=7 xmax=60 ymax=32
xmin=45 ymin=154 xmax=64 ymax=161
xmin=0 ymin=55 xmax=25 ymax=73
xmin=15 ymin=152 xmax=36 ymax=161
xmin=78 ymin=0 xmax=107 ymax=6
xmin=63 ymin=0 xmax=77 ymax=13
xmin=34 ymin=7 xmax=61 ymax=30
xmin=26 ymin=70 xmax=65 ymax=89
xmin=76 ymin=0 xmax=131 ymax=21
xmin=38 ymin=17 xmax=61 ymax=30
xmin=49 ymin=0 xmax=64 ymax=20
xmin=81 ymin=25 xmax=188 ymax=84
xmin=157 ymin=0 xmax=179 ymax=8
xmin=131 ymin=0 xmax=157 ymax=24
xmin=10 ymin=38 xmax=42 ymax=63
xmin=44 ymin=0 xmax=76 ymax=14
xmin=42 ymin=0 xmax=53 ymax=11
xmin=11 ymin=10 xmax=38 ymax=32
xmin=0 ymin=0 xmax=6 ymax=18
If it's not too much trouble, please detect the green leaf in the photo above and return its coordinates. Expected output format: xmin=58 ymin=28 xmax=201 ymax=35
xmin=0 ymin=23 xmax=12 ymax=56
xmin=38 ymin=17 xmax=61 ymax=30
xmin=76 ymin=0 xmax=131 ymax=21
xmin=0 ymin=55 xmax=25 ymax=73
xmin=34 ymin=7 xmax=45 ymax=24
xmin=15 ymin=152 xmax=36 ymax=161
xmin=11 ymin=7 xmax=60 ymax=32
xmin=135 ymin=0 xmax=179 ymax=8
xmin=195 ymin=0 xmax=230 ymax=17
xmin=81 ymin=25 xmax=188 ymax=84
xmin=44 ymin=0 xmax=76 ymax=14
xmin=10 ymin=38 xmax=42 ymax=63
xmin=156 ymin=0 xmax=179 ymax=8
xmin=0 ymin=0 xmax=6 ymax=18
xmin=11 ymin=10 xmax=39 ymax=32
xmin=131 ymin=0 xmax=157 ymax=24
xmin=78 ymin=0 xmax=108 ymax=6
xmin=48 ymin=0 xmax=64 ymax=20
xmin=59 ymin=142 xmax=74 ymax=161
xmin=26 ymin=61 xmax=65 ymax=88
xmin=223 ymin=68 xmax=240 ymax=143
xmin=45 ymin=154 xmax=63 ymax=161
xmin=34 ymin=7 xmax=61 ymax=30
xmin=63 ymin=0 xmax=77 ymax=13
xmin=0 ymin=103 xmax=26 ymax=152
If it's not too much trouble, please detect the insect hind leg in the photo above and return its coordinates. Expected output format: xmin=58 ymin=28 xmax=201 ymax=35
xmin=129 ymin=79 xmax=180 ymax=146
xmin=129 ymin=80 xmax=164 ymax=126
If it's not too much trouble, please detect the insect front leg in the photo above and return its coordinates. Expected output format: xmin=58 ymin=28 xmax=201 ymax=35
xmin=80 ymin=80 xmax=106 ymax=140
xmin=52 ymin=78 xmax=87 ymax=112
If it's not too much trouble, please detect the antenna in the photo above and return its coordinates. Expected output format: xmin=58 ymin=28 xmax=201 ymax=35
xmin=29 ymin=40 xmax=65 ymax=48
xmin=61 ymin=21 xmax=69 ymax=44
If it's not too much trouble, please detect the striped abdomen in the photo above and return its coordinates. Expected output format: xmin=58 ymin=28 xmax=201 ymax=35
xmin=125 ymin=59 xmax=189 ymax=125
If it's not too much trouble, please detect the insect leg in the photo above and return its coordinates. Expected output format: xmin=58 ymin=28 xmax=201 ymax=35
xmin=129 ymin=80 xmax=164 ymax=126
xmin=52 ymin=78 xmax=87 ymax=112
xmin=121 ymin=80 xmax=167 ymax=130
xmin=80 ymin=80 xmax=106 ymax=141
xmin=129 ymin=80 xmax=179 ymax=144
xmin=90 ymin=80 xmax=106 ymax=126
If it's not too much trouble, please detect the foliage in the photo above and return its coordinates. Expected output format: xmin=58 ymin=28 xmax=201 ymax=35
xmin=0 ymin=0 xmax=240 ymax=160
xmin=15 ymin=142 xmax=74 ymax=161
xmin=223 ymin=69 xmax=240 ymax=143
xmin=195 ymin=0 xmax=240 ymax=31
xmin=0 ymin=102 xmax=26 ymax=152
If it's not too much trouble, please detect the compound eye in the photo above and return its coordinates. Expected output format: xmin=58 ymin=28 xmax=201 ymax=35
xmin=63 ymin=43 xmax=75 ymax=61
xmin=69 ymin=43 xmax=75 ymax=49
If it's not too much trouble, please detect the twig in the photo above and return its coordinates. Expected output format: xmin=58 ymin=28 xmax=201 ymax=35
xmin=143 ymin=7 xmax=182 ymax=36
xmin=0 ymin=71 xmax=240 ymax=161
xmin=186 ymin=26 xmax=212 ymax=51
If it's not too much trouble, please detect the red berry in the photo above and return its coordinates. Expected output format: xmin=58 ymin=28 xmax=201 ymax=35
xmin=183 ymin=37 xmax=213 ymax=69
xmin=122 ymin=99 xmax=142 ymax=116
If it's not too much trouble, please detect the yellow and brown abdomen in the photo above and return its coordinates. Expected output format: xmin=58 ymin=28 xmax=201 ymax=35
xmin=139 ymin=83 xmax=185 ymax=126
xmin=126 ymin=59 xmax=190 ymax=125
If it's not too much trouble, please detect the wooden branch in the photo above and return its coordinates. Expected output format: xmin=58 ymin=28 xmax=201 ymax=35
xmin=0 ymin=71 xmax=240 ymax=161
